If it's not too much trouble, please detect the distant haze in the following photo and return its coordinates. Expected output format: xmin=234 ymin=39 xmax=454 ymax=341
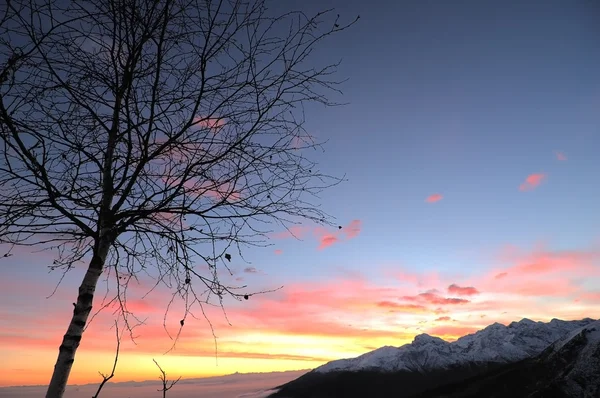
xmin=0 ymin=370 xmax=307 ymax=398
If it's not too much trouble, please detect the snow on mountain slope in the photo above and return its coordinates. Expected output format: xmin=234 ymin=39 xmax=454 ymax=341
xmin=539 ymin=319 xmax=600 ymax=397
xmin=315 ymin=318 xmax=596 ymax=374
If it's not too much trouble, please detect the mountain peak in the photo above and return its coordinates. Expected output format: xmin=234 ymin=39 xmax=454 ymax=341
xmin=413 ymin=333 xmax=447 ymax=346
xmin=518 ymin=317 xmax=536 ymax=324
xmin=275 ymin=318 xmax=600 ymax=398
xmin=314 ymin=317 xmax=597 ymax=375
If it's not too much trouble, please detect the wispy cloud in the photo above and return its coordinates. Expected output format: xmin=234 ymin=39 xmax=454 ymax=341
xmin=376 ymin=301 xmax=428 ymax=313
xmin=315 ymin=219 xmax=362 ymax=250
xmin=270 ymin=225 xmax=310 ymax=240
xmin=519 ymin=173 xmax=546 ymax=191
xmin=318 ymin=235 xmax=339 ymax=250
xmin=480 ymin=245 xmax=600 ymax=298
xmin=274 ymin=249 xmax=283 ymax=255
xmin=402 ymin=290 xmax=470 ymax=305
xmin=425 ymin=193 xmax=443 ymax=203
xmin=193 ymin=116 xmax=226 ymax=131
xmin=342 ymin=220 xmax=362 ymax=239
xmin=3 ymin=242 xmax=600 ymax=387
xmin=555 ymin=151 xmax=567 ymax=161
xmin=447 ymin=284 xmax=479 ymax=296
xmin=162 ymin=176 xmax=242 ymax=203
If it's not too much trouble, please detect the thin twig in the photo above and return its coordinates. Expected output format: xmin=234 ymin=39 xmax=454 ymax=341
xmin=153 ymin=359 xmax=181 ymax=398
xmin=92 ymin=320 xmax=121 ymax=398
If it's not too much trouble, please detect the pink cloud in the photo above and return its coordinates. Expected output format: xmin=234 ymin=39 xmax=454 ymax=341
xmin=499 ymin=278 xmax=575 ymax=296
xmin=402 ymin=291 xmax=470 ymax=305
xmin=499 ymin=247 xmax=599 ymax=277
xmin=426 ymin=193 xmax=443 ymax=203
xmin=5 ymin=241 xmax=600 ymax=387
xmin=318 ymin=235 xmax=338 ymax=250
xmin=375 ymin=301 xmax=428 ymax=313
xmin=123 ymin=299 xmax=156 ymax=313
xmin=556 ymin=151 xmax=567 ymax=161
xmin=162 ymin=176 xmax=242 ymax=203
xmin=222 ymin=278 xmax=423 ymax=340
xmin=274 ymin=249 xmax=283 ymax=255
xmin=447 ymin=284 xmax=480 ymax=296
xmin=270 ymin=225 xmax=310 ymax=240
xmin=480 ymin=245 xmax=600 ymax=298
xmin=576 ymin=292 xmax=600 ymax=302
xmin=313 ymin=220 xmax=363 ymax=250
xmin=495 ymin=272 xmax=508 ymax=279
xmin=291 ymin=133 xmax=317 ymax=150
xmin=342 ymin=220 xmax=362 ymax=239
xmin=519 ymin=173 xmax=546 ymax=191
xmin=193 ymin=116 xmax=225 ymax=131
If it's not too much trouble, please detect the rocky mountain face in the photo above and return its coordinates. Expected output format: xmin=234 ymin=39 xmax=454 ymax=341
xmin=416 ymin=319 xmax=600 ymax=398
xmin=269 ymin=318 xmax=600 ymax=398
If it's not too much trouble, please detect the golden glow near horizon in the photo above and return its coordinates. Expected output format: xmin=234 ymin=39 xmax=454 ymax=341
xmin=2 ymin=269 xmax=599 ymax=386
xmin=1 ymin=242 xmax=600 ymax=387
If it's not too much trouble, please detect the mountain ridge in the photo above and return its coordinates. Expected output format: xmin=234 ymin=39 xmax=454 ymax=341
xmin=314 ymin=317 xmax=595 ymax=374
xmin=270 ymin=317 xmax=599 ymax=398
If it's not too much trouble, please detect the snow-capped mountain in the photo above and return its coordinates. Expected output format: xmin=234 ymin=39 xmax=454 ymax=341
xmin=415 ymin=319 xmax=600 ymax=398
xmin=315 ymin=317 xmax=595 ymax=374
xmin=536 ymin=319 xmax=600 ymax=397
xmin=270 ymin=317 xmax=600 ymax=398
xmin=270 ymin=318 xmax=600 ymax=398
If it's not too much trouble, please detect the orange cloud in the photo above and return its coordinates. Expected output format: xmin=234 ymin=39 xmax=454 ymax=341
xmin=519 ymin=173 xmax=546 ymax=191
xmin=435 ymin=316 xmax=452 ymax=322
xmin=447 ymin=284 xmax=479 ymax=296
xmin=426 ymin=193 xmax=443 ymax=203
xmin=556 ymin=151 xmax=567 ymax=161
xmin=376 ymin=301 xmax=428 ymax=313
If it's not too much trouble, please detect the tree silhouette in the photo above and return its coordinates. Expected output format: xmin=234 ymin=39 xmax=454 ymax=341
xmin=0 ymin=0 xmax=357 ymax=396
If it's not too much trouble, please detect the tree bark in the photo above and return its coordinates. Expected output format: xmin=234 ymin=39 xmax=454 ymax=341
xmin=45 ymin=238 xmax=112 ymax=398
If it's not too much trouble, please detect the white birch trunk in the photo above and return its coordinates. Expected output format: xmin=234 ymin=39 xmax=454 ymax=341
xmin=45 ymin=239 xmax=111 ymax=398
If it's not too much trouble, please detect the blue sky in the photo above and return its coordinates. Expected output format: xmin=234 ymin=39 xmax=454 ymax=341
xmin=263 ymin=0 xmax=600 ymax=281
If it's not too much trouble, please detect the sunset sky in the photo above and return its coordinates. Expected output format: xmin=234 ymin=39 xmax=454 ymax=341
xmin=1 ymin=0 xmax=600 ymax=388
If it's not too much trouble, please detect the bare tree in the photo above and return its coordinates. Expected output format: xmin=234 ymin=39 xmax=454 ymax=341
xmin=153 ymin=359 xmax=181 ymax=398
xmin=0 ymin=0 xmax=357 ymax=397
xmin=92 ymin=321 xmax=121 ymax=398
